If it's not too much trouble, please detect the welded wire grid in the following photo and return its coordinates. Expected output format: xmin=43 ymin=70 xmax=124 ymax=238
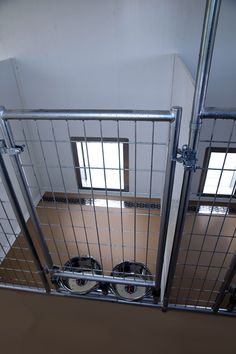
xmin=8 ymin=118 xmax=171 ymax=299
xmin=169 ymin=118 xmax=236 ymax=310
xmin=0 ymin=168 xmax=44 ymax=290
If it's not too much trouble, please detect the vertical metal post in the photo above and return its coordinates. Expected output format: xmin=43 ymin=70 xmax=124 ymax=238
xmin=189 ymin=0 xmax=222 ymax=149
xmin=0 ymin=152 xmax=51 ymax=292
xmin=80 ymin=142 xmax=87 ymax=180
xmin=163 ymin=0 xmax=222 ymax=310
xmin=212 ymin=252 xmax=236 ymax=312
xmin=0 ymin=109 xmax=53 ymax=269
xmin=154 ymin=107 xmax=182 ymax=300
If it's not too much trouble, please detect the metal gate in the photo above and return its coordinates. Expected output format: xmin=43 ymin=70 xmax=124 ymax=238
xmin=0 ymin=107 xmax=181 ymax=305
xmin=162 ymin=0 xmax=236 ymax=315
xmin=0 ymin=0 xmax=235 ymax=315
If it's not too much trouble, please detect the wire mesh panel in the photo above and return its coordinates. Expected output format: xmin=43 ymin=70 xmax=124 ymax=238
xmin=0 ymin=156 xmax=46 ymax=290
xmin=6 ymin=116 xmax=175 ymax=302
xmin=169 ymin=118 xmax=236 ymax=310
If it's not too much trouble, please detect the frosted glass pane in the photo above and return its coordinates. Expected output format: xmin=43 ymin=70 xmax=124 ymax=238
xmin=76 ymin=141 xmax=124 ymax=189
xmin=203 ymin=151 xmax=236 ymax=195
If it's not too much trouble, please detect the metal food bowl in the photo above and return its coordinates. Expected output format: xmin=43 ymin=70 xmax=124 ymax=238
xmin=110 ymin=261 xmax=153 ymax=301
xmin=59 ymin=256 xmax=102 ymax=295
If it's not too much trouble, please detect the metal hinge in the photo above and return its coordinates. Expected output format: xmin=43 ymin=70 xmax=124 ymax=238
xmin=0 ymin=140 xmax=24 ymax=155
xmin=174 ymin=144 xmax=198 ymax=171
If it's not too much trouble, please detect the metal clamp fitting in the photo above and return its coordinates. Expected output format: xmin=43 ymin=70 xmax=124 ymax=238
xmin=174 ymin=144 xmax=198 ymax=171
xmin=0 ymin=140 xmax=24 ymax=155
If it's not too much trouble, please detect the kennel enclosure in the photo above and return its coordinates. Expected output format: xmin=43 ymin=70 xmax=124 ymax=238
xmin=0 ymin=0 xmax=235 ymax=315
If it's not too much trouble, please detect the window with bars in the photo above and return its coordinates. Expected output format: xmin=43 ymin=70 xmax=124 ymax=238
xmin=71 ymin=137 xmax=129 ymax=191
xmin=199 ymin=147 xmax=236 ymax=197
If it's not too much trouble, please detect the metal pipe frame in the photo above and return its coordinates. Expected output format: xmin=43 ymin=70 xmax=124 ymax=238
xmin=1 ymin=108 xmax=175 ymax=122
xmin=154 ymin=106 xmax=182 ymax=300
xmin=163 ymin=0 xmax=222 ymax=310
xmin=200 ymin=107 xmax=236 ymax=120
xmin=0 ymin=111 xmax=54 ymax=269
xmin=189 ymin=0 xmax=221 ymax=150
xmin=212 ymin=252 xmax=236 ymax=312
xmin=0 ymin=106 xmax=176 ymax=298
xmin=0 ymin=152 xmax=51 ymax=293
xmin=53 ymin=270 xmax=154 ymax=287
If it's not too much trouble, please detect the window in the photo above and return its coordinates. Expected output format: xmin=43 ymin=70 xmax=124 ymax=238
xmin=200 ymin=148 xmax=236 ymax=197
xmin=71 ymin=137 xmax=129 ymax=191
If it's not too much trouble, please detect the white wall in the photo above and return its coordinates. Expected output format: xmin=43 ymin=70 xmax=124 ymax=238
xmin=0 ymin=59 xmax=42 ymax=262
xmin=160 ymin=55 xmax=195 ymax=300
xmin=9 ymin=55 xmax=175 ymax=199
xmin=0 ymin=1 xmax=235 ymax=109
xmin=2 ymin=55 xmax=190 ymax=213
xmin=0 ymin=59 xmax=26 ymax=260
xmin=206 ymin=0 xmax=236 ymax=107
xmin=0 ymin=0 xmax=205 ymax=110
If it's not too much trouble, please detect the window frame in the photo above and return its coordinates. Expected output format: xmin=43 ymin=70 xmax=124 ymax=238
xmin=71 ymin=137 xmax=129 ymax=192
xmin=198 ymin=147 xmax=236 ymax=198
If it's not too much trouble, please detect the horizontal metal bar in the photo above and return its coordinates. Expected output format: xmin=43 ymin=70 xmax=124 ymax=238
xmin=16 ymin=139 xmax=168 ymax=146
xmin=0 ymin=284 xmax=235 ymax=316
xmin=200 ymin=108 xmax=236 ymax=119
xmin=1 ymin=107 xmax=175 ymax=122
xmin=0 ymin=283 xmax=47 ymax=293
xmin=21 ymin=164 xmax=166 ymax=173
xmin=167 ymin=304 xmax=235 ymax=317
xmin=53 ymin=270 xmax=154 ymax=287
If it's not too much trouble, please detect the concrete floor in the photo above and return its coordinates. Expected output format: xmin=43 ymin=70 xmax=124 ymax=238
xmin=0 ymin=288 xmax=235 ymax=354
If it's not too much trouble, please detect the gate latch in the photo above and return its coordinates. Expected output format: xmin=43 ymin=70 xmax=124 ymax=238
xmin=0 ymin=140 xmax=24 ymax=155
xmin=174 ymin=144 xmax=197 ymax=171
